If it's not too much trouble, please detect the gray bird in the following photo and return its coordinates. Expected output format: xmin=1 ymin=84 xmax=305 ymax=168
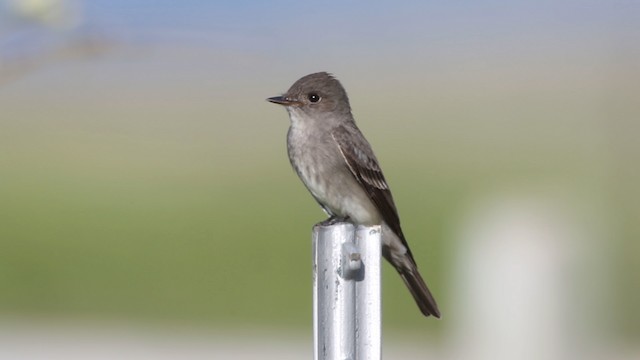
xmin=267 ymin=72 xmax=440 ymax=318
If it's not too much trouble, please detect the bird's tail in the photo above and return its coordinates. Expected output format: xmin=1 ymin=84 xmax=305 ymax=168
xmin=398 ymin=266 xmax=441 ymax=318
xmin=381 ymin=223 xmax=441 ymax=318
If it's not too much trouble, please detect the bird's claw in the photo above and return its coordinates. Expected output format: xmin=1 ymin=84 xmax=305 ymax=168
xmin=318 ymin=216 xmax=350 ymax=226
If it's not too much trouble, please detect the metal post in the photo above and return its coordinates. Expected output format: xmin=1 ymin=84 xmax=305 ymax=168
xmin=313 ymin=223 xmax=382 ymax=360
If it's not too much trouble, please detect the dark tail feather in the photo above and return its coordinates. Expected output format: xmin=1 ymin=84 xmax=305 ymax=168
xmin=399 ymin=268 xmax=441 ymax=318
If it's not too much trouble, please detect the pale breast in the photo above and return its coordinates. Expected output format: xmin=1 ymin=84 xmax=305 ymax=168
xmin=287 ymin=123 xmax=380 ymax=224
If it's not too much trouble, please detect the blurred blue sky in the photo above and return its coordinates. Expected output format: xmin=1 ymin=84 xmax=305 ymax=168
xmin=2 ymin=0 xmax=637 ymax=105
xmin=5 ymin=1 xmax=637 ymax=61
xmin=85 ymin=1 xmax=638 ymax=49
xmin=79 ymin=1 xmax=633 ymax=40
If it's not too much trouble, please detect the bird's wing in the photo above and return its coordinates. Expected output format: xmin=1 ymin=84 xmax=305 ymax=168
xmin=331 ymin=124 xmax=414 ymax=262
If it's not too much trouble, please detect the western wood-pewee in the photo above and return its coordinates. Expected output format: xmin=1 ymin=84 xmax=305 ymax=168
xmin=267 ymin=72 xmax=440 ymax=318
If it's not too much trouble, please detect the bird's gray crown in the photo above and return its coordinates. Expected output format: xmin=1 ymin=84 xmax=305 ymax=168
xmin=284 ymin=72 xmax=352 ymax=115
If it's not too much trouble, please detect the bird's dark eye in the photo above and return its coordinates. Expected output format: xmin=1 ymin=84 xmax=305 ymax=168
xmin=308 ymin=93 xmax=321 ymax=103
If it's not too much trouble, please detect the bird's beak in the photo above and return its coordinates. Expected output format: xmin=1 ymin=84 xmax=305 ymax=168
xmin=267 ymin=96 xmax=301 ymax=106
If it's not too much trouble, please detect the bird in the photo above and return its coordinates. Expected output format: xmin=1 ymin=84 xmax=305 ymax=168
xmin=267 ymin=72 xmax=440 ymax=318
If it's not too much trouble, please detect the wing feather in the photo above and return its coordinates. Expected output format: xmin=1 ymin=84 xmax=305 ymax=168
xmin=331 ymin=125 xmax=415 ymax=263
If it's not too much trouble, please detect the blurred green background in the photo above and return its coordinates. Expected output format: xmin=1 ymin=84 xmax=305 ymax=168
xmin=0 ymin=0 xmax=638 ymax=358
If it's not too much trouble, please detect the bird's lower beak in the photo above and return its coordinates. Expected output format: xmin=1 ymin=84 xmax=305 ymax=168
xmin=267 ymin=96 xmax=301 ymax=106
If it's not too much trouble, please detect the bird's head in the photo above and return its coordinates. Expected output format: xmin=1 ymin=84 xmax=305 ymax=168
xmin=267 ymin=72 xmax=352 ymax=122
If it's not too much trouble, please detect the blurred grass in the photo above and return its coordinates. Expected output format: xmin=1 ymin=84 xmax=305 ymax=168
xmin=1 ymin=108 xmax=633 ymax=334
xmin=0 ymin=107 xmax=459 ymax=332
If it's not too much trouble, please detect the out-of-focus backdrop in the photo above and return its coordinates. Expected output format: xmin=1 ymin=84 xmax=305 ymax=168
xmin=1 ymin=0 xmax=638 ymax=359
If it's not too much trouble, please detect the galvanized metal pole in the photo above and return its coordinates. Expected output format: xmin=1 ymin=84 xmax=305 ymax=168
xmin=313 ymin=223 xmax=382 ymax=360
xmin=354 ymin=225 xmax=382 ymax=359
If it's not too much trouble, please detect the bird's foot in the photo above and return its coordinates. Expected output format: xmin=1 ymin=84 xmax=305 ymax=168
xmin=318 ymin=216 xmax=351 ymax=226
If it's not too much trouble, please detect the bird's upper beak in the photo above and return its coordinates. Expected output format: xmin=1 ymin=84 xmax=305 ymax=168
xmin=267 ymin=96 xmax=301 ymax=107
